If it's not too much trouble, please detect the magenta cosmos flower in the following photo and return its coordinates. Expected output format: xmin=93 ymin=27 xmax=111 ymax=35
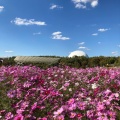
xmin=14 ymin=114 xmax=24 ymax=120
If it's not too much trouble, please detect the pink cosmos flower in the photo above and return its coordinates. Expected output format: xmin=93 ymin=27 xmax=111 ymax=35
xmin=104 ymin=89 xmax=111 ymax=96
xmin=97 ymin=102 xmax=105 ymax=111
xmin=31 ymin=102 xmax=37 ymax=110
xmin=114 ymin=93 xmax=119 ymax=97
xmin=108 ymin=111 xmax=116 ymax=119
xmin=23 ymin=81 xmax=31 ymax=88
xmin=56 ymin=115 xmax=64 ymax=120
xmin=53 ymin=107 xmax=64 ymax=117
xmin=103 ymin=99 xmax=110 ymax=105
xmin=68 ymin=98 xmax=75 ymax=105
xmin=70 ymin=112 xmax=76 ymax=118
xmin=64 ymin=82 xmax=70 ymax=87
xmin=68 ymin=103 xmax=76 ymax=111
xmin=16 ymin=109 xmax=24 ymax=114
xmin=97 ymin=112 xmax=108 ymax=120
xmin=14 ymin=114 xmax=24 ymax=120
xmin=87 ymin=110 xmax=94 ymax=118
xmin=110 ymin=73 xmax=116 ymax=79
xmin=5 ymin=112 xmax=14 ymax=120
xmin=77 ymin=102 xmax=86 ymax=110
xmin=7 ymin=90 xmax=16 ymax=98
xmin=97 ymin=116 xmax=109 ymax=120
xmin=20 ymin=101 xmax=29 ymax=109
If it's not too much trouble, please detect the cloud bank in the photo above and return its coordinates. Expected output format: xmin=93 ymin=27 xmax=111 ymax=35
xmin=72 ymin=0 xmax=98 ymax=9
xmin=11 ymin=18 xmax=46 ymax=26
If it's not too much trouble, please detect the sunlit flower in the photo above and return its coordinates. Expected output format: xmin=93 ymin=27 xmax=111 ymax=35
xmin=56 ymin=115 xmax=64 ymax=120
xmin=70 ymin=112 xmax=76 ymax=118
xmin=68 ymin=98 xmax=75 ymax=105
xmin=53 ymin=107 xmax=64 ymax=117
xmin=69 ymin=88 xmax=72 ymax=91
xmin=92 ymin=83 xmax=98 ymax=89
xmin=68 ymin=103 xmax=76 ymax=111
xmin=114 ymin=93 xmax=119 ymax=97
xmin=75 ymin=82 xmax=79 ymax=86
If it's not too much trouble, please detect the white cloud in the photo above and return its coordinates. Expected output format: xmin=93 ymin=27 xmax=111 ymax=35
xmin=79 ymin=46 xmax=86 ymax=49
xmin=79 ymin=46 xmax=90 ymax=50
xmin=91 ymin=0 xmax=98 ymax=7
xmin=52 ymin=31 xmax=70 ymax=40
xmin=0 ymin=6 xmax=4 ymax=12
xmin=111 ymin=51 xmax=118 ymax=56
xmin=33 ymin=32 xmax=41 ymax=35
xmin=5 ymin=50 xmax=14 ymax=53
xmin=52 ymin=31 xmax=62 ymax=36
xmin=11 ymin=18 xmax=46 ymax=26
xmin=72 ymin=0 xmax=98 ymax=9
xmin=98 ymin=28 xmax=110 ymax=32
xmin=75 ymin=3 xmax=86 ymax=9
xmin=79 ymin=42 xmax=85 ymax=45
xmin=50 ymin=4 xmax=63 ymax=9
xmin=92 ymin=33 xmax=98 ymax=36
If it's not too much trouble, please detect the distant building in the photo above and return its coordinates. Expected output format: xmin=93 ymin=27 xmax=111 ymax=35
xmin=14 ymin=56 xmax=60 ymax=64
xmin=68 ymin=50 xmax=88 ymax=58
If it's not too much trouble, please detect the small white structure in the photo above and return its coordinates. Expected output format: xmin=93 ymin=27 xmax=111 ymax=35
xmin=68 ymin=50 xmax=88 ymax=58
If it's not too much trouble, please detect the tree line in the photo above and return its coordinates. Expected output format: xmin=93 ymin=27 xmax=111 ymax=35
xmin=0 ymin=56 xmax=120 ymax=68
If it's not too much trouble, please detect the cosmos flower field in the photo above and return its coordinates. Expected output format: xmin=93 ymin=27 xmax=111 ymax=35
xmin=0 ymin=66 xmax=120 ymax=120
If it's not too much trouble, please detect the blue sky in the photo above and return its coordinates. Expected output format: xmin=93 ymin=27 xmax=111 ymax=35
xmin=0 ymin=0 xmax=120 ymax=57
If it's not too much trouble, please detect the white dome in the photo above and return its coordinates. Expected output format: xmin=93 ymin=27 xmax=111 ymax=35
xmin=68 ymin=50 xmax=88 ymax=58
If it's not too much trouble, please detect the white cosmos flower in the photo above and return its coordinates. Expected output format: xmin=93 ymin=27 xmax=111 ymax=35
xmin=75 ymin=82 xmax=79 ymax=86
xmin=114 ymin=93 xmax=119 ymax=97
xmin=91 ymin=83 xmax=98 ymax=89
xmin=69 ymin=88 xmax=72 ymax=91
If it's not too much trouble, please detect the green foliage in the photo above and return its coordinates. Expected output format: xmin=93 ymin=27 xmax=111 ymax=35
xmin=0 ymin=78 xmax=13 ymax=112
xmin=1 ymin=56 xmax=120 ymax=68
xmin=1 ymin=57 xmax=16 ymax=66
xmin=60 ymin=56 xmax=120 ymax=68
